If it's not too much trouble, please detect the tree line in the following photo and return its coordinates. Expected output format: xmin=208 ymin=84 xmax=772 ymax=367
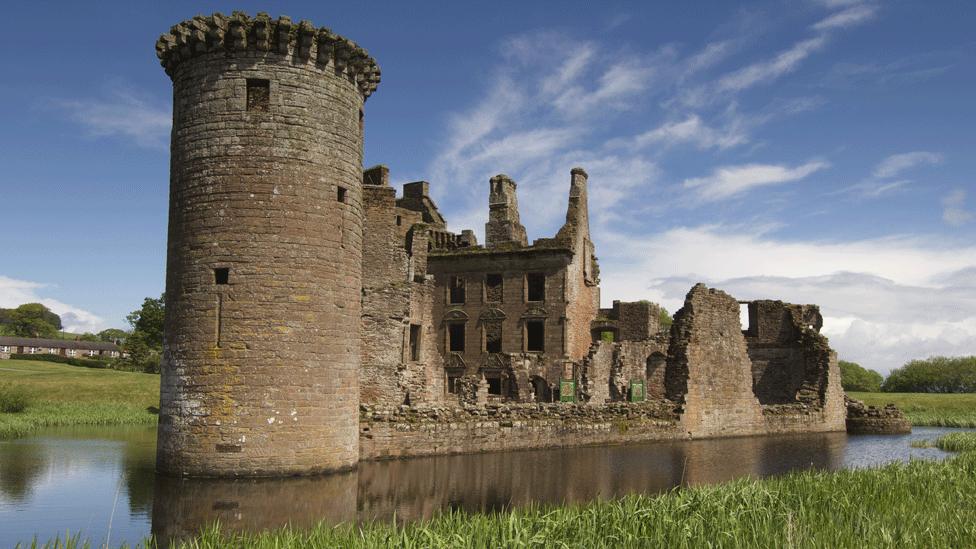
xmin=841 ymin=356 xmax=976 ymax=393
xmin=1 ymin=297 xmax=164 ymax=373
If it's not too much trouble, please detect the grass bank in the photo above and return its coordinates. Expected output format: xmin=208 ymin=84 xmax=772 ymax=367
xmin=0 ymin=359 xmax=158 ymax=438
xmin=848 ymin=391 xmax=976 ymax=427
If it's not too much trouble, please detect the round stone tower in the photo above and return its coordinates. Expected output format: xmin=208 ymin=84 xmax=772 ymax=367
xmin=154 ymin=12 xmax=380 ymax=477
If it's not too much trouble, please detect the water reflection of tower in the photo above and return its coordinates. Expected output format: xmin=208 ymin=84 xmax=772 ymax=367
xmin=151 ymin=471 xmax=358 ymax=546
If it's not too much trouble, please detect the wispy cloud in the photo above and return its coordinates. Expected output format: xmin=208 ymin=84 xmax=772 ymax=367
xmin=872 ymin=151 xmax=944 ymax=178
xmin=683 ymin=161 xmax=829 ymax=201
xmin=0 ymin=276 xmax=105 ymax=333
xmin=55 ymin=86 xmax=170 ymax=149
xmin=715 ymin=36 xmax=828 ymax=95
xmin=812 ymin=4 xmax=879 ymax=31
xmin=943 ymin=189 xmax=974 ymax=227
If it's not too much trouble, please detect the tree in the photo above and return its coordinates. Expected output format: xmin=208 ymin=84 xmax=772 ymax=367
xmin=121 ymin=296 xmax=165 ymax=373
xmin=882 ymin=356 xmax=976 ymax=393
xmin=839 ymin=360 xmax=883 ymax=392
xmin=5 ymin=303 xmax=62 ymax=338
xmin=658 ymin=307 xmax=673 ymax=331
xmin=97 ymin=328 xmax=129 ymax=344
xmin=77 ymin=332 xmax=100 ymax=342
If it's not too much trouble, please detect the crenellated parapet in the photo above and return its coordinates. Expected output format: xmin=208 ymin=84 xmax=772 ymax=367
xmin=156 ymin=12 xmax=381 ymax=99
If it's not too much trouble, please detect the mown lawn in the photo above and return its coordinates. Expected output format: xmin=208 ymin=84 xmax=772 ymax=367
xmin=849 ymin=391 xmax=976 ymax=427
xmin=0 ymin=359 xmax=159 ymax=438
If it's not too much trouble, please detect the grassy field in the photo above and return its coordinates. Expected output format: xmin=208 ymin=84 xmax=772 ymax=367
xmin=849 ymin=391 xmax=976 ymax=427
xmin=0 ymin=359 xmax=159 ymax=438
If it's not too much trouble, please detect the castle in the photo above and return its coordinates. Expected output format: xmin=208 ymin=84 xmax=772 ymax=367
xmin=154 ymin=13 xmax=861 ymax=478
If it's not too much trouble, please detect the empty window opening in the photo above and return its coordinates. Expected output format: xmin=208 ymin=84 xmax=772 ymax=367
xmin=409 ymin=324 xmax=422 ymax=361
xmin=449 ymin=276 xmax=466 ymax=304
xmin=740 ymin=303 xmax=753 ymax=334
xmin=526 ymin=320 xmax=545 ymax=352
xmin=337 ymin=186 xmax=348 ymax=203
xmin=396 ymin=215 xmax=402 ymax=226
xmin=359 ymin=108 xmax=365 ymax=132
xmin=485 ymin=273 xmax=503 ymax=303
xmin=447 ymin=376 xmax=460 ymax=394
xmin=486 ymin=376 xmax=502 ymax=395
xmin=531 ymin=376 xmax=552 ymax=402
xmin=214 ymin=268 xmax=229 ymax=285
xmin=485 ymin=320 xmax=502 ymax=353
xmin=527 ymin=273 xmax=545 ymax=302
xmin=246 ymin=78 xmax=270 ymax=112
xmin=449 ymin=323 xmax=466 ymax=352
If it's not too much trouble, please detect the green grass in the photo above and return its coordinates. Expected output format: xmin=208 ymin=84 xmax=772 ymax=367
xmin=0 ymin=359 xmax=158 ymax=438
xmin=936 ymin=432 xmax=976 ymax=453
xmin=848 ymin=391 xmax=976 ymax=427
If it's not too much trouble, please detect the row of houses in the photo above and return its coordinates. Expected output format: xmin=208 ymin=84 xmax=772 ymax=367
xmin=0 ymin=336 xmax=122 ymax=360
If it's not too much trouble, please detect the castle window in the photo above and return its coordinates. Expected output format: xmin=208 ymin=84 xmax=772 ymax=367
xmin=409 ymin=324 xmax=422 ymax=361
xmin=486 ymin=376 xmax=502 ymax=395
xmin=449 ymin=276 xmax=465 ymax=304
xmin=214 ymin=267 xmax=229 ymax=285
xmin=337 ymin=186 xmax=348 ymax=203
xmin=526 ymin=320 xmax=545 ymax=352
xmin=485 ymin=273 xmax=503 ymax=303
xmin=246 ymin=78 xmax=270 ymax=112
xmin=447 ymin=375 xmax=460 ymax=394
xmin=448 ymin=322 xmax=465 ymax=352
xmin=526 ymin=273 xmax=545 ymax=302
xmin=484 ymin=320 xmax=502 ymax=353
xmin=396 ymin=215 xmax=402 ymax=226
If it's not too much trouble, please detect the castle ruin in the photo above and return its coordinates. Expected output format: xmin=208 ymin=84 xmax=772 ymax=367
xmin=155 ymin=13 xmax=854 ymax=478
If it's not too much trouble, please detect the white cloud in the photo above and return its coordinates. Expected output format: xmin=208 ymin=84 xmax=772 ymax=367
xmin=630 ymin=115 xmax=748 ymax=151
xmin=0 ymin=276 xmax=105 ymax=334
xmin=594 ymin=226 xmax=976 ymax=374
xmin=812 ymin=4 xmax=879 ymax=31
xmin=714 ymin=36 xmax=828 ymax=96
xmin=943 ymin=189 xmax=974 ymax=227
xmin=56 ymin=87 xmax=170 ymax=150
xmin=683 ymin=161 xmax=829 ymax=201
xmin=872 ymin=151 xmax=943 ymax=178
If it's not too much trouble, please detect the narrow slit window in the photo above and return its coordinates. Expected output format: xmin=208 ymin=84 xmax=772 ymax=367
xmin=214 ymin=268 xmax=229 ymax=285
xmin=337 ymin=186 xmax=348 ymax=203
xmin=396 ymin=215 xmax=402 ymax=226
xmin=409 ymin=324 xmax=422 ymax=361
xmin=526 ymin=320 xmax=545 ymax=352
xmin=448 ymin=323 xmax=466 ymax=352
xmin=246 ymin=78 xmax=270 ymax=112
xmin=449 ymin=276 xmax=465 ymax=304
xmin=527 ymin=273 xmax=545 ymax=302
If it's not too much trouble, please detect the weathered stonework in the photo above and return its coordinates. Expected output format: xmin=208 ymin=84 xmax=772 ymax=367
xmin=156 ymin=12 xmax=376 ymax=477
xmin=157 ymin=12 xmax=902 ymax=477
xmin=845 ymin=396 xmax=912 ymax=434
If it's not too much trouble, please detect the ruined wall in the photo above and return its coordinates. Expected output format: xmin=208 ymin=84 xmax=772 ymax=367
xmin=156 ymin=13 xmax=377 ymax=476
xmin=359 ymin=402 xmax=681 ymax=460
xmin=557 ymin=169 xmax=601 ymax=363
xmin=485 ymin=174 xmax=528 ymax=248
xmin=616 ymin=301 xmax=662 ymax=341
xmin=361 ymin=167 xmax=443 ymax=407
xmin=666 ymin=285 xmax=765 ymax=437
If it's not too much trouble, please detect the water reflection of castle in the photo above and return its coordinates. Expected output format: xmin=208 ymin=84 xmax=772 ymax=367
xmin=149 ymin=433 xmax=847 ymax=545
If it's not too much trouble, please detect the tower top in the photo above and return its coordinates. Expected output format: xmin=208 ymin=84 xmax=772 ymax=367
xmin=155 ymin=12 xmax=381 ymax=99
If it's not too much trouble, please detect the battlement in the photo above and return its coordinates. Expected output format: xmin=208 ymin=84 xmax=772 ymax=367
xmin=156 ymin=12 xmax=381 ymax=99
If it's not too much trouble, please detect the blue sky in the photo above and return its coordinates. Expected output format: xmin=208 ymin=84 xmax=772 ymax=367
xmin=0 ymin=0 xmax=973 ymax=373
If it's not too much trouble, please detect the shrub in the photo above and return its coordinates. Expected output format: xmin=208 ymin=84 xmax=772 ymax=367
xmin=9 ymin=353 xmax=109 ymax=369
xmin=0 ymin=383 xmax=31 ymax=413
xmin=883 ymin=356 xmax=976 ymax=393
xmin=839 ymin=360 xmax=883 ymax=392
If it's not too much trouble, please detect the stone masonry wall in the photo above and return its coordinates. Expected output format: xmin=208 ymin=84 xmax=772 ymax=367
xmin=666 ymin=284 xmax=765 ymax=437
xmin=359 ymin=402 xmax=682 ymax=460
xmin=157 ymin=13 xmax=374 ymax=476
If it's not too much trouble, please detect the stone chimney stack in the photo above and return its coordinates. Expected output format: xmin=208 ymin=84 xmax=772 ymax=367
xmin=485 ymin=174 xmax=528 ymax=248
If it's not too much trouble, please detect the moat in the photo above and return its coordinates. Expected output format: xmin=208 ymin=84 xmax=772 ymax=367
xmin=0 ymin=426 xmax=964 ymax=547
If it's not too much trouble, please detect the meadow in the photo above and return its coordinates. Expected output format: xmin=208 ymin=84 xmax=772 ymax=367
xmin=849 ymin=391 xmax=976 ymax=427
xmin=0 ymin=359 xmax=159 ymax=438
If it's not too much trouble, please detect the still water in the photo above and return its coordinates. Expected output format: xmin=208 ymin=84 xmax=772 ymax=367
xmin=0 ymin=425 xmax=963 ymax=547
